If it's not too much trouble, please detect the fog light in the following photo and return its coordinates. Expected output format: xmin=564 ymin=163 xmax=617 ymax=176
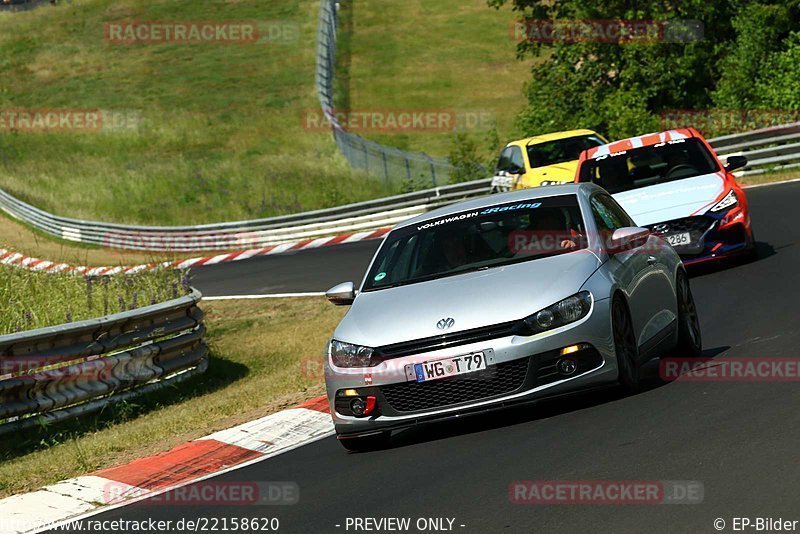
xmin=349 ymin=395 xmax=377 ymax=417
xmin=557 ymin=358 xmax=577 ymax=376
xmin=350 ymin=397 xmax=366 ymax=416
xmin=343 ymin=389 xmax=359 ymax=397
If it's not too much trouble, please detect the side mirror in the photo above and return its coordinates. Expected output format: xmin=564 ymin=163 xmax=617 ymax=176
xmin=608 ymin=227 xmax=650 ymax=255
xmin=506 ymin=165 xmax=525 ymax=175
xmin=326 ymin=281 xmax=357 ymax=306
xmin=724 ymin=155 xmax=748 ymax=172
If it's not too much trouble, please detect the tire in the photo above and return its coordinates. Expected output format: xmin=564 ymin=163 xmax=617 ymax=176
xmin=338 ymin=431 xmax=391 ymax=453
xmin=674 ymin=270 xmax=703 ymax=357
xmin=613 ymin=295 xmax=641 ymax=392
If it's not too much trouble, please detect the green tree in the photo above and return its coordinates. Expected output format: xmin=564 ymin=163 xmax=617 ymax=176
xmin=712 ymin=2 xmax=797 ymax=109
xmin=490 ymin=0 xmax=741 ymax=138
xmin=448 ymin=132 xmax=488 ymax=183
xmin=756 ymin=32 xmax=800 ymax=110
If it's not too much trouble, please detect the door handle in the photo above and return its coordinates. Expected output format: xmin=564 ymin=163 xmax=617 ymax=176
xmin=647 ymin=255 xmax=657 ymax=265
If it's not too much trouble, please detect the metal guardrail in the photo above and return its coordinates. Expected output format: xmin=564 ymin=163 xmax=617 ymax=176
xmin=0 ymin=179 xmax=493 ymax=251
xmin=0 ymin=288 xmax=207 ymax=435
xmin=315 ymin=0 xmax=453 ymax=186
xmin=0 ymin=123 xmax=797 ymax=252
xmin=710 ymin=122 xmax=800 ymax=176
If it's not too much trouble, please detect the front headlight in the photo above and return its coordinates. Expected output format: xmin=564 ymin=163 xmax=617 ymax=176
xmin=329 ymin=339 xmax=375 ymax=368
xmin=709 ymin=189 xmax=738 ymax=212
xmin=521 ymin=291 xmax=593 ymax=334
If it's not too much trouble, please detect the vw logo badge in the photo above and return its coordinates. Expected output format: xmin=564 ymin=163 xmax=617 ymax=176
xmin=437 ymin=317 xmax=455 ymax=330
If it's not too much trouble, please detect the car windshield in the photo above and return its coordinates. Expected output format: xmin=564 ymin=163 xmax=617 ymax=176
xmin=578 ymin=138 xmax=720 ymax=194
xmin=363 ymin=195 xmax=587 ymax=292
xmin=527 ymin=134 xmax=606 ymax=168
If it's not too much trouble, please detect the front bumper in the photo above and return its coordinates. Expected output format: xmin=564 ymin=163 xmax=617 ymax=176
xmin=646 ymin=211 xmax=753 ymax=266
xmin=325 ymin=297 xmax=618 ymax=438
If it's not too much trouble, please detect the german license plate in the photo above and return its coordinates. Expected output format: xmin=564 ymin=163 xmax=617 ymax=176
xmin=665 ymin=232 xmax=691 ymax=247
xmin=410 ymin=353 xmax=487 ymax=383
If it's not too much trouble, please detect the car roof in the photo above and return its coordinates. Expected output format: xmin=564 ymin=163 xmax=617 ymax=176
xmin=508 ymin=129 xmax=600 ymax=148
xmin=584 ymin=128 xmax=699 ymax=159
xmin=396 ymin=183 xmax=603 ymax=230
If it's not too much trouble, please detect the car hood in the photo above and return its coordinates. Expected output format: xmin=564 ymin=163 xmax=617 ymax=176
xmin=334 ymin=251 xmax=601 ymax=348
xmin=612 ymin=172 xmax=727 ymax=226
xmin=521 ymin=161 xmax=577 ymax=186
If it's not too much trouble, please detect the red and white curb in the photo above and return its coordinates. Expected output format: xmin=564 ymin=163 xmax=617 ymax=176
xmin=0 ymin=227 xmax=391 ymax=276
xmin=0 ymin=397 xmax=333 ymax=534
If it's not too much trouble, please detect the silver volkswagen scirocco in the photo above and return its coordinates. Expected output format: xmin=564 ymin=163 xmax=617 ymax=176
xmin=324 ymin=183 xmax=701 ymax=451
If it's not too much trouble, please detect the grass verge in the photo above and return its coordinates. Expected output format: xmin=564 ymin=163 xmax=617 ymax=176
xmin=0 ymin=297 xmax=343 ymax=499
xmin=344 ymin=0 xmax=535 ymax=156
xmin=0 ymin=0 xmax=396 ymax=225
xmin=0 ymin=264 xmax=186 ymax=335
xmin=739 ymin=169 xmax=800 ymax=187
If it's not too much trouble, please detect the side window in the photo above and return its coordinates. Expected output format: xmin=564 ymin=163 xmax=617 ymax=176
xmin=598 ymin=194 xmax=636 ymax=227
xmin=591 ymin=194 xmax=633 ymax=232
xmin=591 ymin=197 xmax=615 ymax=233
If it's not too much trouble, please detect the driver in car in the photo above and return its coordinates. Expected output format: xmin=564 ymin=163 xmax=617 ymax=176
xmin=532 ymin=210 xmax=578 ymax=251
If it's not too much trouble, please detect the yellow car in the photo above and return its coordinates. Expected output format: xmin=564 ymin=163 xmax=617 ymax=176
xmin=493 ymin=129 xmax=608 ymax=190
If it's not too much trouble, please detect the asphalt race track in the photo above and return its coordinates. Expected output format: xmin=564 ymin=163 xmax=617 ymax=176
xmin=69 ymin=182 xmax=800 ymax=533
xmin=191 ymin=240 xmax=381 ymax=296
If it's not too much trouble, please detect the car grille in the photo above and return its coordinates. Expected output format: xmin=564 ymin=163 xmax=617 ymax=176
xmin=379 ymin=357 xmax=530 ymax=413
xmin=647 ymin=216 xmax=716 ymax=240
xmin=647 ymin=216 xmax=717 ymax=253
xmin=375 ymin=321 xmax=520 ymax=360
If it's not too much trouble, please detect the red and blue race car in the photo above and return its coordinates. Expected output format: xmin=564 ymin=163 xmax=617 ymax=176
xmin=575 ymin=128 xmax=755 ymax=265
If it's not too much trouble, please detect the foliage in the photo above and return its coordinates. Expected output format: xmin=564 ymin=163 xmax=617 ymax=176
xmin=489 ymin=0 xmax=800 ymax=139
xmin=448 ymin=132 xmax=489 ymax=183
xmin=756 ymin=33 xmax=800 ymax=110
